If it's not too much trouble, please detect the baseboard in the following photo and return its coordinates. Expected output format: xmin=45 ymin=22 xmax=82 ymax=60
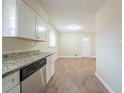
xmin=58 ymin=56 xmax=96 ymax=58
xmin=95 ymin=73 xmax=115 ymax=93
xmin=58 ymin=56 xmax=82 ymax=58
xmin=88 ymin=56 xmax=96 ymax=58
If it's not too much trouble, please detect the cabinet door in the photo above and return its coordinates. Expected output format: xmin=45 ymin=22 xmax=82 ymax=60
xmin=46 ymin=55 xmax=55 ymax=84
xmin=2 ymin=0 xmax=17 ymax=36
xmin=51 ymin=61 xmax=55 ymax=76
xmin=42 ymin=65 xmax=46 ymax=86
xmin=36 ymin=15 xmax=46 ymax=41
xmin=46 ymin=62 xmax=51 ymax=84
xmin=18 ymin=0 xmax=35 ymax=39
xmin=8 ymin=84 xmax=20 ymax=93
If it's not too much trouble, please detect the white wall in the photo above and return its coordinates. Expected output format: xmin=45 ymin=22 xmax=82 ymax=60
xmin=58 ymin=32 xmax=96 ymax=57
xmin=96 ymin=0 xmax=122 ymax=92
xmin=2 ymin=0 xmax=58 ymax=58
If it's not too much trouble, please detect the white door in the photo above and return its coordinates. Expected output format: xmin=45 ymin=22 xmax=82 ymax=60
xmin=18 ymin=0 xmax=35 ymax=39
xmin=81 ymin=36 xmax=91 ymax=57
xmin=36 ymin=15 xmax=46 ymax=41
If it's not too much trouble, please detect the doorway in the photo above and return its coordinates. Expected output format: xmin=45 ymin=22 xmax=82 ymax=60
xmin=81 ymin=36 xmax=91 ymax=57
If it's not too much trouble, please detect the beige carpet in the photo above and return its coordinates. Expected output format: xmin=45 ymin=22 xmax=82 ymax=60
xmin=45 ymin=58 xmax=109 ymax=93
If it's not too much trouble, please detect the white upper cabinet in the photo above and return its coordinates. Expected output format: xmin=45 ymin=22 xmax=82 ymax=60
xmin=2 ymin=0 xmax=17 ymax=36
xmin=18 ymin=0 xmax=36 ymax=39
xmin=36 ymin=15 xmax=46 ymax=41
xmin=2 ymin=0 xmax=47 ymax=41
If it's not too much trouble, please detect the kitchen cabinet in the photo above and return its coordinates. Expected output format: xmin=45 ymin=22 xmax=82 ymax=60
xmin=2 ymin=0 xmax=47 ymax=41
xmin=2 ymin=0 xmax=17 ymax=36
xmin=18 ymin=0 xmax=36 ymax=39
xmin=36 ymin=15 xmax=47 ymax=41
xmin=2 ymin=71 xmax=20 ymax=93
xmin=46 ymin=54 xmax=55 ymax=84
xmin=51 ymin=62 xmax=55 ymax=77
xmin=46 ymin=62 xmax=51 ymax=83
xmin=8 ymin=84 xmax=20 ymax=93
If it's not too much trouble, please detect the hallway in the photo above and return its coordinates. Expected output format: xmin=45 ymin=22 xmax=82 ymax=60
xmin=45 ymin=58 xmax=109 ymax=93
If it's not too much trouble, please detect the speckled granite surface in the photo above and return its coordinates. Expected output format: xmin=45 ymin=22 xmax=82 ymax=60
xmin=2 ymin=50 xmax=54 ymax=77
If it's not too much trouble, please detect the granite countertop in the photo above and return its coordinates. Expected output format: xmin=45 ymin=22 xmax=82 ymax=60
xmin=2 ymin=50 xmax=55 ymax=77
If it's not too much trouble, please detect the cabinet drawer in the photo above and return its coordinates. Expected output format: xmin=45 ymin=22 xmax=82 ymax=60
xmin=3 ymin=71 xmax=20 ymax=93
xmin=8 ymin=84 xmax=20 ymax=93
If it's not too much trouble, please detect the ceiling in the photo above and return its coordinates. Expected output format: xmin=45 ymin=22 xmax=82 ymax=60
xmin=39 ymin=0 xmax=106 ymax=32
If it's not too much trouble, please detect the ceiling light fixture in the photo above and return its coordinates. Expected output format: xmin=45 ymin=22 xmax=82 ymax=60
xmin=68 ymin=25 xmax=81 ymax=31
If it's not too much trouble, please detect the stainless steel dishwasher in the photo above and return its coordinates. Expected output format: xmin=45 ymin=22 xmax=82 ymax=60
xmin=20 ymin=58 xmax=46 ymax=93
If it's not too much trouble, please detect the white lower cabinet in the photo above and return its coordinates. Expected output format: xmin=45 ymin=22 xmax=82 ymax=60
xmin=2 ymin=71 xmax=20 ymax=93
xmin=46 ymin=54 xmax=55 ymax=84
xmin=46 ymin=62 xmax=51 ymax=83
xmin=51 ymin=62 xmax=55 ymax=76
xmin=8 ymin=84 xmax=20 ymax=93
